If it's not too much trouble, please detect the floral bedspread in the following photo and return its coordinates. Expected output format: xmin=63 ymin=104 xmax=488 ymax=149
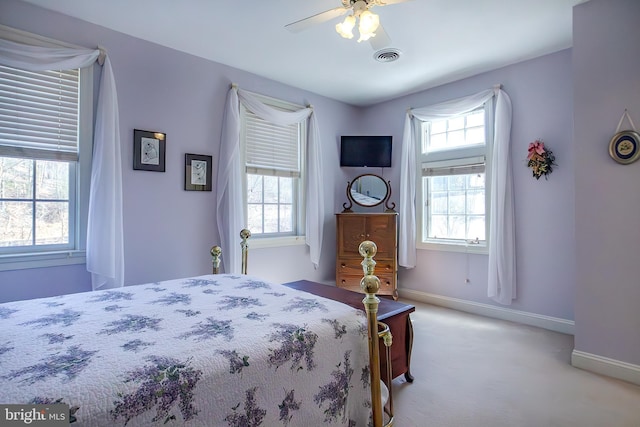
xmin=0 ymin=274 xmax=372 ymax=426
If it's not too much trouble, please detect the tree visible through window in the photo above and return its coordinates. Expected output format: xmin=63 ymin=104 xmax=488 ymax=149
xmin=0 ymin=158 xmax=71 ymax=247
xmin=247 ymin=174 xmax=294 ymax=234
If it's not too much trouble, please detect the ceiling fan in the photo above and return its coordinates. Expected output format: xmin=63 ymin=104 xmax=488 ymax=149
xmin=285 ymin=0 xmax=412 ymax=50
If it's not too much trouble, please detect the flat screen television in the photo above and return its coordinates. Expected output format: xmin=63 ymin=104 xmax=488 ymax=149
xmin=340 ymin=135 xmax=392 ymax=167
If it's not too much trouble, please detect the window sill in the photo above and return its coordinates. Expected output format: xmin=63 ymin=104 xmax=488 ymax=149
xmin=417 ymin=241 xmax=488 ymax=255
xmin=249 ymin=235 xmax=306 ymax=249
xmin=0 ymin=250 xmax=86 ymax=272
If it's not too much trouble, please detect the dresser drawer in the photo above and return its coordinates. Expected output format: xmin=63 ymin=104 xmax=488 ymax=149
xmin=336 ymin=273 xmax=396 ymax=295
xmin=336 ymin=257 xmax=396 ymax=277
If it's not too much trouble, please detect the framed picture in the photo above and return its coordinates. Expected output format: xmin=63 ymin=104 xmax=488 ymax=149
xmin=185 ymin=153 xmax=213 ymax=191
xmin=133 ymin=129 xmax=166 ymax=172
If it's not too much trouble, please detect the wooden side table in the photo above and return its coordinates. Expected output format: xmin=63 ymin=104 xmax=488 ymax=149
xmin=283 ymin=280 xmax=415 ymax=382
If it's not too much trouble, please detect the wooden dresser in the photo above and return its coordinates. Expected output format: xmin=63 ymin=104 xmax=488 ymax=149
xmin=336 ymin=212 xmax=398 ymax=299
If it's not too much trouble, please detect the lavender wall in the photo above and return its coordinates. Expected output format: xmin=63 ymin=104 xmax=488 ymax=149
xmin=360 ymin=50 xmax=576 ymax=321
xmin=573 ymin=0 xmax=640 ymax=365
xmin=0 ymin=264 xmax=90 ymax=302
xmin=0 ymin=0 xmax=361 ymax=301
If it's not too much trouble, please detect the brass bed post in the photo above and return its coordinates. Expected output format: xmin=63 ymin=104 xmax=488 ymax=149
xmin=379 ymin=323 xmax=394 ymax=424
xmin=240 ymin=228 xmax=251 ymax=274
xmin=360 ymin=241 xmax=394 ymax=427
xmin=210 ymin=246 xmax=222 ymax=274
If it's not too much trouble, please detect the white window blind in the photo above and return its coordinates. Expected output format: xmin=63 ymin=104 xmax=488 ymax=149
xmin=0 ymin=64 xmax=79 ymax=161
xmin=422 ymin=156 xmax=486 ymax=177
xmin=244 ymin=109 xmax=300 ymax=178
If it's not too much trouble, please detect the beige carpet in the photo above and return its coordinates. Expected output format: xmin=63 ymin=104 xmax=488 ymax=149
xmin=390 ymin=300 xmax=640 ymax=427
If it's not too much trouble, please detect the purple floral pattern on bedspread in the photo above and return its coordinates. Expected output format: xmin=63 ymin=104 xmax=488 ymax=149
xmin=20 ymin=309 xmax=83 ymax=328
xmin=111 ymin=356 xmax=202 ymax=425
xmin=0 ymin=274 xmax=371 ymax=426
xmin=4 ymin=346 xmax=98 ymax=384
xmin=0 ymin=306 xmax=18 ymax=319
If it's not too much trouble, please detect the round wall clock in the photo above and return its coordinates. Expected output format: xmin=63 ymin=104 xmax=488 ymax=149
xmin=609 ymin=130 xmax=640 ymax=164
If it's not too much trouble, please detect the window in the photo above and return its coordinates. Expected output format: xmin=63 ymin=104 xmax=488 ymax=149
xmin=418 ymin=106 xmax=491 ymax=251
xmin=0 ymin=27 xmax=93 ymax=270
xmin=240 ymin=95 xmax=306 ymax=244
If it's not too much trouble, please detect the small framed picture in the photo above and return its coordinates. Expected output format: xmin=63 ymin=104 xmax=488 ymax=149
xmin=133 ymin=129 xmax=166 ymax=172
xmin=185 ymin=153 xmax=213 ymax=191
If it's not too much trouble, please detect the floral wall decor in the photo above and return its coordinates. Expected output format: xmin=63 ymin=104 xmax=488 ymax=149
xmin=527 ymin=139 xmax=556 ymax=180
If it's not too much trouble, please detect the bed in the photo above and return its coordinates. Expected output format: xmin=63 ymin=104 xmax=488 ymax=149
xmin=350 ymin=190 xmax=382 ymax=206
xmin=0 ymin=236 xmax=392 ymax=426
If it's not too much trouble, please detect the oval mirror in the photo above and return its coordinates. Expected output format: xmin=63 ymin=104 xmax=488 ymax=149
xmin=342 ymin=173 xmax=395 ymax=213
xmin=349 ymin=174 xmax=388 ymax=207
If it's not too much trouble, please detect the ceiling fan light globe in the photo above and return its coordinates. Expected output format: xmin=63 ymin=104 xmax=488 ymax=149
xmin=358 ymin=10 xmax=380 ymax=34
xmin=336 ymin=15 xmax=356 ymax=39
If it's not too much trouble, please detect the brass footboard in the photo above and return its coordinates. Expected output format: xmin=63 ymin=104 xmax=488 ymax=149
xmin=210 ymin=233 xmax=392 ymax=426
xmin=210 ymin=229 xmax=251 ymax=274
xmin=360 ymin=240 xmax=394 ymax=427
xmin=210 ymin=245 xmax=222 ymax=274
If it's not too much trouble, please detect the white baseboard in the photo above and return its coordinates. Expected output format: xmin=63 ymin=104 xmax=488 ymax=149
xmin=396 ymin=289 xmax=640 ymax=386
xmin=571 ymin=350 xmax=640 ymax=386
xmin=398 ymin=288 xmax=575 ymax=335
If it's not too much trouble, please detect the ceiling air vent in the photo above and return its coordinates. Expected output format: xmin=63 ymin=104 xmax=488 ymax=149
xmin=374 ymin=48 xmax=401 ymax=63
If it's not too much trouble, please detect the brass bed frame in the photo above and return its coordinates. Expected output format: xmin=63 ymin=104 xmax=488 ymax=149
xmin=211 ymin=230 xmax=394 ymax=427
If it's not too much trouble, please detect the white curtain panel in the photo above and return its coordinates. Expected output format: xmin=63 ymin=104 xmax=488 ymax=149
xmin=216 ymin=88 xmax=244 ymax=275
xmin=399 ymin=86 xmax=516 ymax=305
xmin=399 ymin=113 xmax=417 ymax=267
xmin=217 ymin=86 xmax=324 ymax=273
xmin=0 ymin=39 xmax=123 ymax=291
xmin=487 ymin=90 xmax=516 ymax=305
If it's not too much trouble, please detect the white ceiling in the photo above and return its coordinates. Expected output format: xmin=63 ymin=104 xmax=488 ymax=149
xmin=21 ymin=0 xmax=583 ymax=106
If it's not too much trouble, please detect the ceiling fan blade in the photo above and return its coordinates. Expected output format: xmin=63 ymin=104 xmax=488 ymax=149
xmin=369 ymin=23 xmax=392 ymax=50
xmin=285 ymin=7 xmax=350 ymax=33
xmin=374 ymin=0 xmax=414 ymax=5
